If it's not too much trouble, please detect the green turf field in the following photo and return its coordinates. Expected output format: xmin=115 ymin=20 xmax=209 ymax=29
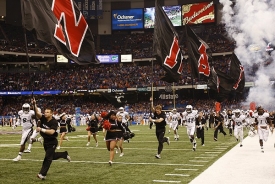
xmin=0 ymin=125 xmax=243 ymax=184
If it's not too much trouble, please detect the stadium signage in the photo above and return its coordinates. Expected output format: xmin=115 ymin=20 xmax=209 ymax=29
xmin=112 ymin=9 xmax=144 ymax=30
xmin=108 ymin=88 xmax=127 ymax=93
xmin=159 ymin=94 xmax=179 ymax=100
xmin=115 ymin=15 xmax=135 ymax=20
xmin=137 ymin=87 xmax=147 ymax=91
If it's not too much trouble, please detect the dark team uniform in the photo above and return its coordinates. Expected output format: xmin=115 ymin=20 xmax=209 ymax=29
xmin=227 ymin=113 xmax=234 ymax=136
xmin=153 ymin=111 xmax=169 ymax=155
xmin=87 ymin=118 xmax=98 ymax=134
xmin=105 ymin=119 xmax=124 ymax=141
xmin=214 ymin=114 xmax=227 ymax=140
xmin=38 ymin=115 xmax=69 ymax=177
xmin=66 ymin=117 xmax=72 ymax=132
xmin=196 ymin=115 xmax=206 ymax=145
xmin=59 ymin=119 xmax=67 ymax=133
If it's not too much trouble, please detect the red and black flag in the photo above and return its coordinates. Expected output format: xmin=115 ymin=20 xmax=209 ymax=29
xmin=153 ymin=0 xmax=183 ymax=83
xmin=21 ymin=0 xmax=99 ymax=64
xmin=228 ymin=53 xmax=245 ymax=93
xmin=185 ymin=25 xmax=211 ymax=79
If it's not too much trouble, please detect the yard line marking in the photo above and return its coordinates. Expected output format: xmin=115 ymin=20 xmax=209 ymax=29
xmin=189 ymin=160 xmax=209 ymax=162
xmin=194 ymin=157 xmax=213 ymax=159
xmin=204 ymin=152 xmax=222 ymax=154
xmin=0 ymin=158 xmax=204 ymax=166
xmin=153 ymin=180 xmax=181 ymax=183
xmin=175 ymin=168 xmax=198 ymax=171
xmin=165 ymin=174 xmax=190 ymax=177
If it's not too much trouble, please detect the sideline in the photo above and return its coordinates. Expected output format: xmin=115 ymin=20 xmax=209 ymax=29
xmin=189 ymin=133 xmax=275 ymax=184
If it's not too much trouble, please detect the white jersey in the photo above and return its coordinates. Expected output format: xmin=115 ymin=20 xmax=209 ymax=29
xmin=17 ymin=110 xmax=35 ymax=131
xmin=232 ymin=115 xmax=246 ymax=128
xmin=116 ymin=111 xmax=129 ymax=123
xmin=254 ymin=112 xmax=270 ymax=127
xmin=182 ymin=110 xmax=198 ymax=127
xmin=169 ymin=112 xmax=181 ymax=125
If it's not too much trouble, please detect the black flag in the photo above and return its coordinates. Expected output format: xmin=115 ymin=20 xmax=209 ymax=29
xmin=185 ymin=25 xmax=211 ymax=79
xmin=229 ymin=53 xmax=245 ymax=93
xmin=153 ymin=0 xmax=183 ymax=83
xmin=101 ymin=92 xmax=138 ymax=107
xmin=21 ymin=0 xmax=99 ymax=65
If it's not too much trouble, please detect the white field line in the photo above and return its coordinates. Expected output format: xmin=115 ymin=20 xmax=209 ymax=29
xmin=165 ymin=174 xmax=190 ymax=177
xmin=153 ymin=180 xmax=181 ymax=183
xmin=0 ymin=158 xmax=205 ymax=166
xmin=175 ymin=168 xmax=198 ymax=171
xmin=189 ymin=160 xmax=209 ymax=162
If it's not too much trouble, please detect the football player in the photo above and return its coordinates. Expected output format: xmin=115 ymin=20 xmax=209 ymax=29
xmin=168 ymin=109 xmax=181 ymax=140
xmin=254 ymin=106 xmax=274 ymax=153
xmin=232 ymin=109 xmax=246 ymax=147
xmin=12 ymin=103 xmax=36 ymax=161
xmin=182 ymin=105 xmax=198 ymax=151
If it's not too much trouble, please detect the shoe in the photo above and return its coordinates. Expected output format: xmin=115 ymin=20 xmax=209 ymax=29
xmin=96 ymin=142 xmax=98 ymax=147
xmin=38 ymin=137 xmax=43 ymax=145
xmin=214 ymin=138 xmax=217 ymax=141
xmin=119 ymin=153 xmax=124 ymax=157
xmin=65 ymin=137 xmax=69 ymax=141
xmin=202 ymin=144 xmax=205 ymax=146
xmin=37 ymin=174 xmax=46 ymax=180
xmin=261 ymin=148 xmax=264 ymax=153
xmin=193 ymin=147 xmax=196 ymax=151
xmin=115 ymin=149 xmax=119 ymax=154
xmin=13 ymin=155 xmax=21 ymax=162
xmin=236 ymin=138 xmax=239 ymax=142
xmin=86 ymin=142 xmax=90 ymax=146
xmin=240 ymin=144 xmax=243 ymax=147
xmin=24 ymin=149 xmax=31 ymax=153
xmin=155 ymin=154 xmax=161 ymax=159
xmin=166 ymin=137 xmax=170 ymax=145
xmin=109 ymin=161 xmax=113 ymax=166
xmin=66 ymin=154 xmax=71 ymax=162
xmin=57 ymin=146 xmax=60 ymax=150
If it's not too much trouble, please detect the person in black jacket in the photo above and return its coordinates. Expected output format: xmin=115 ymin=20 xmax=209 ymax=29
xmin=213 ymin=112 xmax=227 ymax=141
xmin=196 ymin=111 xmax=206 ymax=146
xmin=149 ymin=101 xmax=170 ymax=159
xmin=32 ymin=98 xmax=71 ymax=180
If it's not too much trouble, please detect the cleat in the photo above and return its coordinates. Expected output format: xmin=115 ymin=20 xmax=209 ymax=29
xmin=109 ymin=161 xmax=113 ymax=166
xmin=240 ymin=144 xmax=243 ymax=147
xmin=193 ymin=147 xmax=196 ymax=151
xmin=38 ymin=137 xmax=43 ymax=145
xmin=66 ymin=154 xmax=71 ymax=162
xmin=37 ymin=174 xmax=46 ymax=180
xmin=96 ymin=142 xmax=98 ymax=147
xmin=24 ymin=149 xmax=31 ymax=153
xmin=119 ymin=153 xmax=124 ymax=157
xmin=166 ymin=137 xmax=170 ymax=145
xmin=236 ymin=138 xmax=239 ymax=142
xmin=202 ymin=144 xmax=205 ymax=146
xmin=214 ymin=138 xmax=217 ymax=141
xmin=13 ymin=155 xmax=21 ymax=162
xmin=56 ymin=146 xmax=60 ymax=150
xmin=86 ymin=142 xmax=90 ymax=146
xmin=155 ymin=154 xmax=161 ymax=159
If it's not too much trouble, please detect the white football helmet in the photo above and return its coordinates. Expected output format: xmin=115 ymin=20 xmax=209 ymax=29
xmin=22 ymin=103 xmax=30 ymax=114
xmin=234 ymin=109 xmax=241 ymax=117
xmin=172 ymin=109 xmax=177 ymax=114
xmin=119 ymin=107 xmax=124 ymax=112
xmin=186 ymin=105 xmax=193 ymax=113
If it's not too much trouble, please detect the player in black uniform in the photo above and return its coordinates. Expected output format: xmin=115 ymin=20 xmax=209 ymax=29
xmin=196 ymin=111 xmax=206 ymax=146
xmin=213 ymin=112 xmax=227 ymax=141
xmin=32 ymin=98 xmax=71 ymax=180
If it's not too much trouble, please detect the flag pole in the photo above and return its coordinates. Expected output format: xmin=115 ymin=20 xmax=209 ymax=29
xmin=173 ymin=82 xmax=175 ymax=109
xmin=21 ymin=0 xmax=35 ymax=104
xmin=149 ymin=59 xmax=154 ymax=129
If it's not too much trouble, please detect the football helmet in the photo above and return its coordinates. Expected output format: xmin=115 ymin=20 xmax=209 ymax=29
xmin=172 ymin=109 xmax=177 ymax=114
xmin=22 ymin=103 xmax=30 ymax=114
xmin=186 ymin=105 xmax=192 ymax=113
xmin=119 ymin=107 xmax=124 ymax=112
xmin=234 ymin=109 xmax=241 ymax=117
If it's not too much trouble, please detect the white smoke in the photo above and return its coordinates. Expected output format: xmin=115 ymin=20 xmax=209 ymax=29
xmin=220 ymin=0 xmax=275 ymax=110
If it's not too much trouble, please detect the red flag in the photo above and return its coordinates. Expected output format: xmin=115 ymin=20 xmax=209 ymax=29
xmin=215 ymin=102 xmax=221 ymax=112
xmin=250 ymin=102 xmax=256 ymax=111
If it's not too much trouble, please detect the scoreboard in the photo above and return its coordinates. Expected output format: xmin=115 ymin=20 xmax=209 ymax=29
xmin=75 ymin=0 xmax=103 ymax=19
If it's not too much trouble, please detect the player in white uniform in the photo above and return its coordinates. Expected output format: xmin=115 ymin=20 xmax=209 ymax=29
xmin=12 ymin=103 xmax=35 ymax=161
xmin=23 ymin=107 xmax=43 ymax=153
xmin=182 ymin=105 xmax=198 ymax=151
xmin=231 ymin=109 xmax=246 ymax=147
xmin=168 ymin=109 xmax=181 ymax=140
xmin=253 ymin=106 xmax=274 ymax=153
